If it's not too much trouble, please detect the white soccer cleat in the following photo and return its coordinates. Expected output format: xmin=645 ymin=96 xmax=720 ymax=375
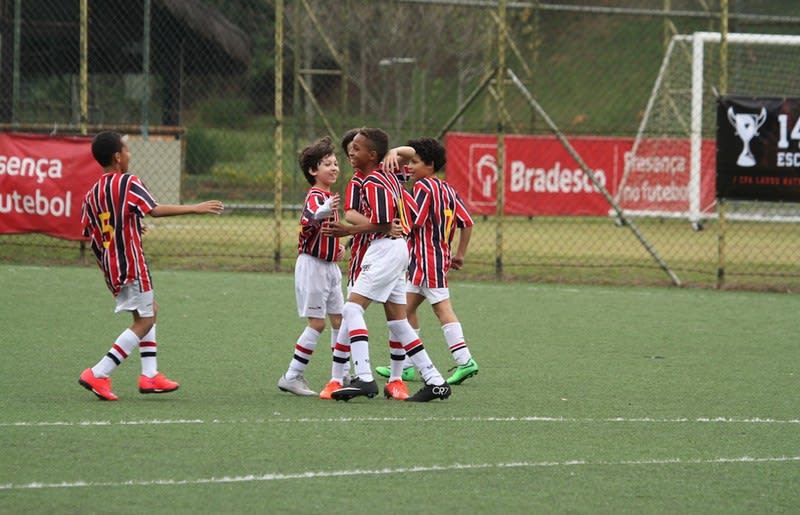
xmin=278 ymin=374 xmax=318 ymax=396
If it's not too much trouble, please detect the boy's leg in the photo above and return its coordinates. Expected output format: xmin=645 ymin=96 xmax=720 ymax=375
xmin=136 ymin=323 xmax=180 ymax=394
xmin=139 ymin=324 xmax=158 ymax=378
xmin=433 ymin=299 xmax=479 ymax=385
xmin=377 ymin=291 xmax=424 ymax=380
xmin=331 ymin=298 xmax=379 ymax=401
xmin=79 ymin=327 xmax=140 ymax=401
xmin=278 ymin=323 xmax=321 ymax=397
xmin=385 ymin=317 xmax=444 ymax=385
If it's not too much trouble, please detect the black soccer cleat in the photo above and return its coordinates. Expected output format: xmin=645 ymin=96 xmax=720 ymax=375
xmin=330 ymin=377 xmax=379 ymax=402
xmin=405 ymin=382 xmax=452 ymax=402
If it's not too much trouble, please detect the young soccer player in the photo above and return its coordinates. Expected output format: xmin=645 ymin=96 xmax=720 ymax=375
xmin=278 ymin=136 xmax=346 ymax=397
xmin=376 ymin=137 xmax=479 ymax=385
xmin=324 ymin=128 xmax=452 ymax=402
xmin=78 ymin=131 xmax=223 ymax=401
xmin=319 ymin=129 xmax=402 ymax=399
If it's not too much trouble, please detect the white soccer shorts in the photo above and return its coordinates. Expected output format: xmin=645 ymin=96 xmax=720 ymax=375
xmin=295 ymin=253 xmax=344 ymax=318
xmin=114 ymin=280 xmax=155 ymax=317
xmin=407 ymin=283 xmax=451 ymax=305
xmin=351 ymin=238 xmax=409 ymax=304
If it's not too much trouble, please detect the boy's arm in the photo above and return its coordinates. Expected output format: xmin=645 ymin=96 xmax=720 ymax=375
xmin=383 ymin=145 xmax=415 ymax=171
xmin=324 ymin=209 xmax=402 ymax=238
xmin=345 ymin=208 xmax=369 ymax=225
xmin=150 ymin=200 xmax=224 ymax=217
xmin=450 ymin=225 xmax=472 ymax=270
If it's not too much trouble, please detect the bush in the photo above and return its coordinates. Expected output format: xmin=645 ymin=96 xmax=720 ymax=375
xmin=185 ymin=129 xmax=220 ymax=176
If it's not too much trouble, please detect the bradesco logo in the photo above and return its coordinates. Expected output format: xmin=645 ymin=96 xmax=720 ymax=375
xmin=509 ymin=160 xmax=606 ymax=194
xmin=475 ymin=153 xmax=497 ymax=198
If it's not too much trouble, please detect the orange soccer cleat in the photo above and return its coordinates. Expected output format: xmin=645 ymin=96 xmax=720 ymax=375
xmin=319 ymin=380 xmax=343 ymax=400
xmin=79 ymin=368 xmax=119 ymax=401
xmin=139 ymin=372 xmax=180 ymax=394
xmin=383 ymin=379 xmax=409 ymax=400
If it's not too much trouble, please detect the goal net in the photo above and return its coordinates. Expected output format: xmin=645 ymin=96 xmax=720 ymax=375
xmin=615 ymin=32 xmax=800 ymax=225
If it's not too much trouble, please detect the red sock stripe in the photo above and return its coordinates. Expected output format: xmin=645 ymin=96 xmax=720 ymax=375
xmin=403 ymin=339 xmax=422 ymax=353
xmin=349 ymin=328 xmax=368 ymax=338
xmin=295 ymin=343 xmax=314 ymax=355
xmin=389 ymin=340 xmax=403 ymax=349
xmin=140 ymin=341 xmax=157 ymax=348
xmin=449 ymin=342 xmax=467 ymax=353
xmin=334 ymin=342 xmax=351 ymax=353
xmin=112 ymin=343 xmax=128 ymax=358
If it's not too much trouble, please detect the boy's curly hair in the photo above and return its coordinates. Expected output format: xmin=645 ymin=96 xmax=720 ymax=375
xmin=407 ymin=137 xmax=446 ymax=172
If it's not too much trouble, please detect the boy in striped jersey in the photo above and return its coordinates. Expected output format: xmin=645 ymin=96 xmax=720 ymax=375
xmin=319 ymin=129 xmax=402 ymax=399
xmin=78 ymin=131 xmax=224 ymax=401
xmin=278 ymin=136 xmax=346 ymax=396
xmin=376 ymin=138 xmax=479 ymax=385
xmin=324 ymin=128 xmax=452 ymax=402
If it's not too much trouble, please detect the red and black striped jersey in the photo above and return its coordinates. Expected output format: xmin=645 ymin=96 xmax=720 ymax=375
xmin=298 ymin=186 xmax=341 ymax=262
xmin=81 ymin=172 xmax=157 ymax=295
xmin=360 ymin=167 xmax=416 ymax=246
xmin=408 ymin=176 xmax=474 ymax=288
xmin=344 ymin=171 xmax=367 ymax=285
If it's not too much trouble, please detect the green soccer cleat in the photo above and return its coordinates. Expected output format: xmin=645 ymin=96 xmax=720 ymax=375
xmin=375 ymin=365 xmax=415 ymax=381
xmin=446 ymin=358 xmax=479 ymax=385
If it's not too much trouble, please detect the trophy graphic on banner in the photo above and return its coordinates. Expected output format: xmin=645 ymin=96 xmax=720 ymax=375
xmin=727 ymin=106 xmax=767 ymax=167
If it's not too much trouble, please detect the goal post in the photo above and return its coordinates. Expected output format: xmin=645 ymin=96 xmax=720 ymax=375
xmin=616 ymin=31 xmax=800 ymax=226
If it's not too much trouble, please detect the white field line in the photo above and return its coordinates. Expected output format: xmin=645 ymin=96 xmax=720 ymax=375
xmin=1 ymin=415 xmax=799 ymax=428
xmin=1 ymin=456 xmax=798 ymax=491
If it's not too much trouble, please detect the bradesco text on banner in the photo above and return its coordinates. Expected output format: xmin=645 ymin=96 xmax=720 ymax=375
xmin=444 ymin=132 xmax=716 ymax=218
xmin=0 ymin=132 xmax=97 ymax=240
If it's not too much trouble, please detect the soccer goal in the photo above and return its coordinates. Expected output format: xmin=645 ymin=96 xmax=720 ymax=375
xmin=615 ymin=31 xmax=800 ymax=227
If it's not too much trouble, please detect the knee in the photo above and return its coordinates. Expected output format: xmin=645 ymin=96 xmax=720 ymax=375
xmin=342 ymin=302 xmax=364 ymax=320
xmin=308 ymin=318 xmax=326 ymax=333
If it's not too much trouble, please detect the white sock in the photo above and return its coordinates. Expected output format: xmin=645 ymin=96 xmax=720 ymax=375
xmin=287 ymin=326 xmax=320 ymax=378
xmin=388 ymin=319 xmax=444 ymax=385
xmin=92 ymin=328 xmax=139 ymax=378
xmin=139 ymin=325 xmax=158 ymax=378
xmin=331 ymin=319 xmax=349 ymax=383
xmin=343 ymin=302 xmax=372 ymax=382
xmin=442 ymin=322 xmax=471 ymax=366
xmin=387 ymin=325 xmax=406 ymax=381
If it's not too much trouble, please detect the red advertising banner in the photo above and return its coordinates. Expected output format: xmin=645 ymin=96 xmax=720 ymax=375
xmin=445 ymin=133 xmax=630 ymax=216
xmin=616 ymin=137 xmax=717 ymax=216
xmin=0 ymin=132 xmax=98 ymax=240
xmin=445 ymin=132 xmax=716 ymax=217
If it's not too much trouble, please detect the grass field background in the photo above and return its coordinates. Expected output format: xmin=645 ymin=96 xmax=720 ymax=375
xmin=1 ymin=264 xmax=799 ymax=513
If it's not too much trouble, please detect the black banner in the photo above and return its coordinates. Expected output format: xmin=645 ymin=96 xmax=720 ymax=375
xmin=716 ymin=95 xmax=800 ymax=201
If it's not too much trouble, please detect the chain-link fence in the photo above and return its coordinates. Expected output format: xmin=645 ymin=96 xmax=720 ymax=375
xmin=2 ymin=0 xmax=800 ymax=291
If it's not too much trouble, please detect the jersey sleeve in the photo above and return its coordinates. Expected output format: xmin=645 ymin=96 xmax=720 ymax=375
xmin=127 ymin=176 xmax=157 ymax=217
xmin=453 ymin=189 xmax=474 ymax=228
xmin=300 ymin=189 xmax=325 ymax=230
xmin=344 ymin=172 xmax=364 ymax=212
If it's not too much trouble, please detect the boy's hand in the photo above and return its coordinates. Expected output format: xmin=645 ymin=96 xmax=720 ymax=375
xmin=388 ymin=218 xmax=404 ymax=238
xmin=322 ymin=221 xmax=352 ymax=237
xmin=451 ymin=254 xmax=465 ymax=270
xmin=383 ymin=149 xmax=401 ymax=172
xmin=195 ymin=200 xmax=224 ymax=214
